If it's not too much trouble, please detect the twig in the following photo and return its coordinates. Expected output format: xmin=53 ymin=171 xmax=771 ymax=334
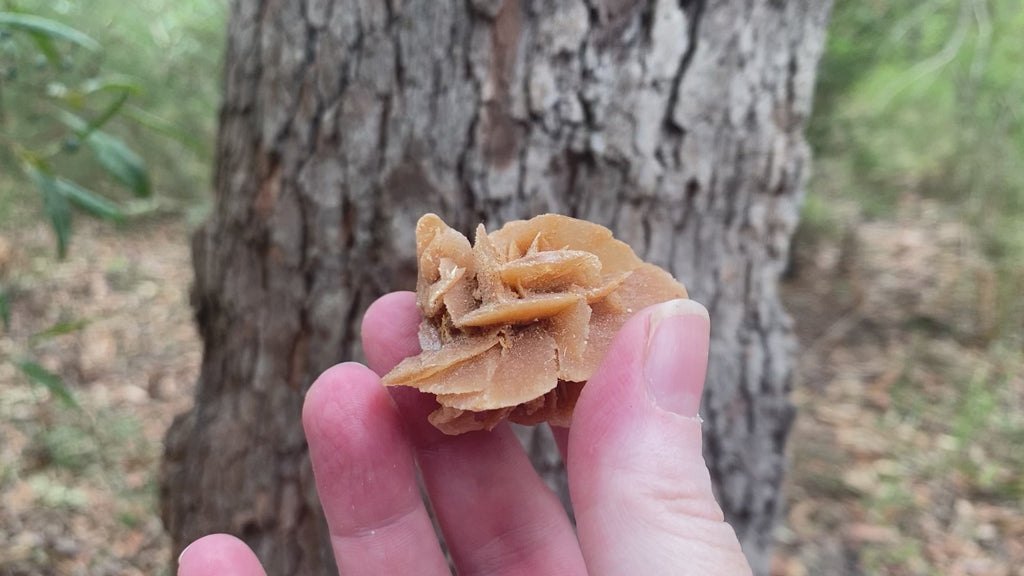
xmin=806 ymin=303 xmax=866 ymax=358
xmin=889 ymin=0 xmax=945 ymax=44
xmin=969 ymin=0 xmax=991 ymax=82
xmin=876 ymin=0 xmax=972 ymax=109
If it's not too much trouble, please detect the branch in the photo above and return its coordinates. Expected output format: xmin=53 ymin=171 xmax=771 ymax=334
xmin=888 ymin=0 xmax=945 ymax=44
xmin=876 ymin=0 xmax=971 ymax=109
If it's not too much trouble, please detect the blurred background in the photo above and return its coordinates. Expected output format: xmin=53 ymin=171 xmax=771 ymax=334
xmin=0 ymin=0 xmax=1021 ymax=574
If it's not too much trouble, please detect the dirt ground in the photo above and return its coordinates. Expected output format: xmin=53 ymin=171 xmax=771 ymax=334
xmin=0 ymin=203 xmax=1021 ymax=575
xmin=775 ymin=199 xmax=1024 ymax=575
xmin=0 ymin=219 xmax=198 ymax=576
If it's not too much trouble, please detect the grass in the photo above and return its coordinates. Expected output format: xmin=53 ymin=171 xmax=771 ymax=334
xmin=26 ymin=403 xmax=148 ymax=476
xmin=845 ymin=325 xmax=1024 ymax=572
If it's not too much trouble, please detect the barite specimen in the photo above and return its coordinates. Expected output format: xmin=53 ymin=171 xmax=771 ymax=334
xmin=381 ymin=213 xmax=689 ymax=434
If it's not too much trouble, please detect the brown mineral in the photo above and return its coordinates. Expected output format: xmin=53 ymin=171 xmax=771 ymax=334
xmin=381 ymin=213 xmax=689 ymax=434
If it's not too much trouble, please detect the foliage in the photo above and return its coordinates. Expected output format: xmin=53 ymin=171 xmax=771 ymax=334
xmin=808 ymin=0 xmax=1024 ymax=336
xmin=1 ymin=0 xmax=226 ymax=405
xmin=0 ymin=0 xmax=226 ymax=254
xmin=3 ymin=314 xmax=88 ymax=407
xmin=0 ymin=5 xmax=150 ymax=256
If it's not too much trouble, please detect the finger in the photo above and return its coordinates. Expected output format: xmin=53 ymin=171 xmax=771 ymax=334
xmin=361 ymin=291 xmax=421 ymax=375
xmin=362 ymin=293 xmax=587 ymax=576
xmin=303 ymin=363 xmax=450 ymax=576
xmin=568 ymin=299 xmax=752 ymax=576
xmin=177 ymin=534 xmax=266 ymax=576
xmin=390 ymin=388 xmax=588 ymax=576
xmin=550 ymin=425 xmax=569 ymax=462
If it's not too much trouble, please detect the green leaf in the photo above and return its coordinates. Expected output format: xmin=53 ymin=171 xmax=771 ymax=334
xmin=16 ymin=360 xmax=78 ymax=407
xmin=57 ymin=111 xmax=152 ymax=197
xmin=55 ymin=109 xmax=90 ymax=133
xmin=81 ymin=75 xmax=144 ymax=96
xmin=55 ymin=108 xmax=151 ymax=195
xmin=0 ymin=12 xmax=100 ymax=51
xmin=28 ymin=31 xmax=60 ymax=67
xmin=25 ymin=165 xmax=73 ymax=259
xmin=55 ymin=177 xmax=127 ymax=222
xmin=47 ymin=77 xmax=141 ymax=109
xmin=84 ymin=131 xmax=151 ymax=197
xmin=56 ymin=94 xmax=128 ymax=136
xmin=123 ymin=105 xmax=203 ymax=152
xmin=24 ymin=159 xmax=127 ymax=222
xmin=0 ymin=283 xmax=10 ymax=331
xmin=86 ymin=92 xmax=129 ymax=134
xmin=30 ymin=318 xmax=90 ymax=344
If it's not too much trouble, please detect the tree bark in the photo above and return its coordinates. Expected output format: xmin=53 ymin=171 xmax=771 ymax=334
xmin=161 ymin=1 xmax=831 ymax=574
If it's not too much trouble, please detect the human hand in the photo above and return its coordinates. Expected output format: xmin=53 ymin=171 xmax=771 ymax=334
xmin=177 ymin=291 xmax=752 ymax=575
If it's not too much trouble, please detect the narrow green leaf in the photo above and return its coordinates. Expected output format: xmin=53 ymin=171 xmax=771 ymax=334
xmin=86 ymin=92 xmax=129 ymax=134
xmin=56 ymin=178 xmax=126 ymax=222
xmin=0 ymin=283 xmax=10 ymax=331
xmin=84 ymin=131 xmax=151 ymax=197
xmin=56 ymin=94 xmax=128 ymax=136
xmin=81 ymin=75 xmax=144 ymax=96
xmin=25 ymin=165 xmax=73 ymax=258
xmin=0 ymin=12 xmax=100 ymax=51
xmin=56 ymin=110 xmax=152 ymax=197
xmin=48 ymin=78 xmax=140 ymax=118
xmin=16 ymin=360 xmax=78 ymax=407
xmin=28 ymin=30 xmax=60 ymax=67
xmin=123 ymin=105 xmax=203 ymax=152
xmin=55 ymin=109 xmax=89 ymax=133
xmin=30 ymin=318 xmax=90 ymax=343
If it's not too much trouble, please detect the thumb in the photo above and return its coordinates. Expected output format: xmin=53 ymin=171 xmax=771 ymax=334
xmin=567 ymin=299 xmax=752 ymax=576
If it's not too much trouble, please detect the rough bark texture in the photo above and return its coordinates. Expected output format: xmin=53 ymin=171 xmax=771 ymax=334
xmin=161 ymin=1 xmax=831 ymax=574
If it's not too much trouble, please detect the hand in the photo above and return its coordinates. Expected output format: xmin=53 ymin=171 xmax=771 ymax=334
xmin=177 ymin=292 xmax=752 ymax=576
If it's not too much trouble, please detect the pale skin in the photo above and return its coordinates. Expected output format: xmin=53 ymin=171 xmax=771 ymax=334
xmin=177 ymin=291 xmax=753 ymax=576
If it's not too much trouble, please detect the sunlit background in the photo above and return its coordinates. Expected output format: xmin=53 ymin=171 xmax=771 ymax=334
xmin=1 ymin=1 xmax=1021 ymax=574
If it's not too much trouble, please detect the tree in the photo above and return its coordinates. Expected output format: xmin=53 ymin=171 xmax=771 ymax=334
xmin=160 ymin=1 xmax=832 ymax=574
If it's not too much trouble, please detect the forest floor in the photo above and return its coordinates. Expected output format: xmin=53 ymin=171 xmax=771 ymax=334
xmin=0 ymin=202 xmax=1022 ymax=576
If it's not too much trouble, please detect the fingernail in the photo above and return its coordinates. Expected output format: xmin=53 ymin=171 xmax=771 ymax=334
xmin=643 ymin=299 xmax=710 ymax=416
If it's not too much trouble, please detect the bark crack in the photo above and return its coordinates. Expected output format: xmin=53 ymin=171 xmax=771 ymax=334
xmin=664 ymin=0 xmax=705 ymax=132
xmin=385 ymin=1 xmax=406 ymax=93
xmin=456 ymin=3 xmax=484 ymax=226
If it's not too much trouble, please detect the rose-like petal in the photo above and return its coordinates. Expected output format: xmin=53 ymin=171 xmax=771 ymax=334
xmin=499 ymin=250 xmax=602 ymax=292
xmin=422 ymin=258 xmax=467 ymax=317
xmin=398 ymin=345 xmax=500 ymax=395
xmin=614 ymin=263 xmax=689 ymax=312
xmin=508 ymin=380 xmax=584 ymax=427
xmin=454 ymin=293 xmax=582 ymax=328
xmin=434 ymin=326 xmax=559 ymax=410
xmin=442 ymin=274 xmax=477 ymax=324
xmin=548 ymin=298 xmax=592 ymax=381
xmin=428 ymin=405 xmax=513 ymax=434
xmin=416 ymin=216 xmax=474 ymax=316
xmin=489 ymin=214 xmax=642 ymax=276
xmin=581 ymin=271 xmax=632 ymax=303
xmin=381 ymin=331 xmax=500 ymax=389
xmin=472 ymin=224 xmax=508 ymax=304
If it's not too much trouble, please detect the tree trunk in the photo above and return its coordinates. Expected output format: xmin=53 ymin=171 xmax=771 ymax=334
xmin=161 ymin=1 xmax=831 ymax=574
